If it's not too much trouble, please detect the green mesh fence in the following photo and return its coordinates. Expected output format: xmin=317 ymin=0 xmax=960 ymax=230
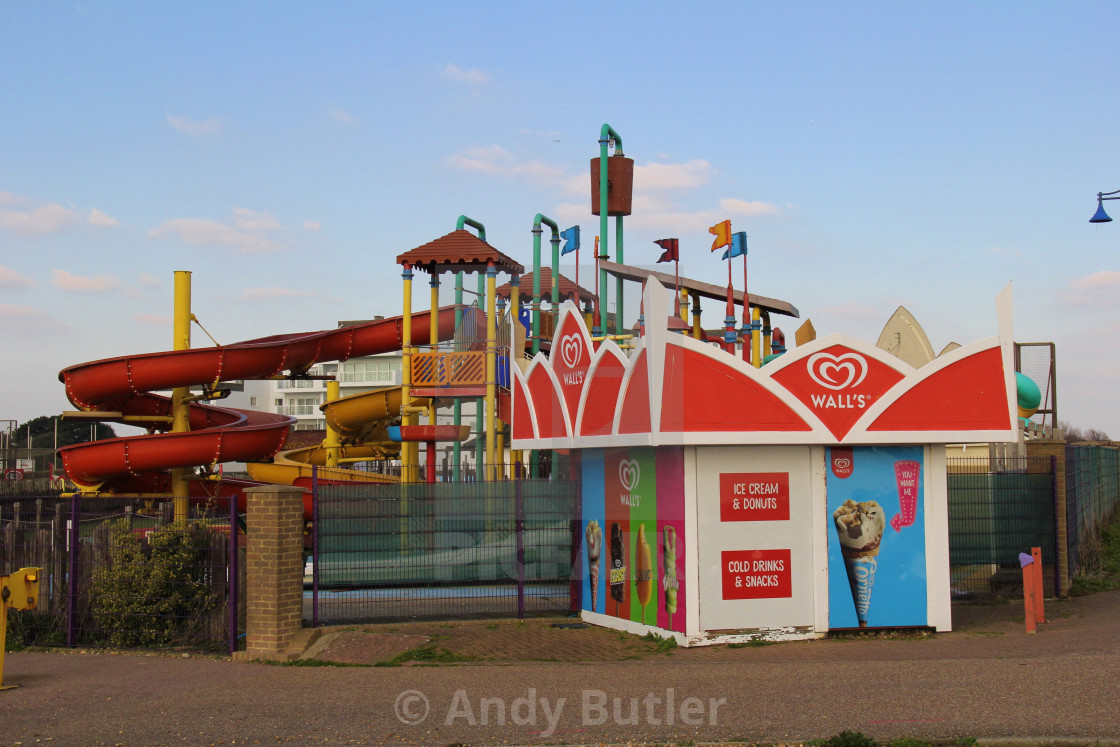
xmin=947 ymin=457 xmax=1057 ymax=595
xmin=311 ymin=478 xmax=580 ymax=623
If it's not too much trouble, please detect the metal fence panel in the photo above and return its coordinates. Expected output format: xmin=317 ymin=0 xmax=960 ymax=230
xmin=947 ymin=457 xmax=1057 ymax=596
xmin=311 ymin=478 xmax=580 ymax=624
xmin=1 ymin=494 xmax=242 ymax=653
xmin=1066 ymin=444 xmax=1120 ymax=571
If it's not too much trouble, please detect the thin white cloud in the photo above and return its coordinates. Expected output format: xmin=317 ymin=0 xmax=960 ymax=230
xmin=0 ymin=265 xmax=35 ymax=289
xmin=234 ymin=287 xmax=318 ymax=301
xmin=138 ymin=272 xmax=161 ymax=288
xmin=133 ymin=313 xmax=171 ymax=326
xmin=87 ymin=207 xmax=119 ymax=227
xmin=634 ymin=160 xmax=715 ymax=191
xmin=987 ymin=246 xmax=1021 ymax=257
xmin=148 ymin=208 xmax=286 ymax=254
xmin=50 ymin=269 xmax=122 ymax=293
xmin=167 ymin=113 xmax=221 ymax=136
xmin=303 ymin=220 xmax=322 ymax=231
xmin=328 ymin=108 xmax=358 ymax=125
xmin=0 ymin=203 xmax=78 ymax=235
xmin=1070 ymin=271 xmax=1120 ymax=290
xmin=719 ymin=198 xmax=782 ymax=217
xmin=0 ymin=191 xmax=28 ymax=206
xmin=446 ymin=145 xmax=568 ymax=188
xmin=0 ymin=303 xmax=67 ymax=333
xmin=443 ymin=64 xmax=490 ymax=85
xmin=231 ymin=207 xmax=284 ymax=232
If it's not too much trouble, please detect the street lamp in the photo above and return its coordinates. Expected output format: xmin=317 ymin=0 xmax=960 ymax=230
xmin=1089 ymin=189 xmax=1120 ymax=223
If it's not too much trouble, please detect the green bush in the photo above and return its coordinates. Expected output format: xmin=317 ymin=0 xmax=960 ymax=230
xmin=823 ymin=731 xmax=876 ymax=747
xmin=90 ymin=520 xmax=221 ymax=647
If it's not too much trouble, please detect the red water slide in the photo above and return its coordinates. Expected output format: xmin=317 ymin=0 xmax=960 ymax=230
xmin=58 ymin=308 xmax=457 ymax=495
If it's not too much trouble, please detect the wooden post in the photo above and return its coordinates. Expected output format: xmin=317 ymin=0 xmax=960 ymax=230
xmin=1031 ymin=546 xmax=1045 ymax=624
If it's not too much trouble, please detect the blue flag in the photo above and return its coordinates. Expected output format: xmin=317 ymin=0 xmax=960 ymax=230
xmin=722 ymin=231 xmax=747 ymax=259
xmin=560 ymin=225 xmax=580 ymax=256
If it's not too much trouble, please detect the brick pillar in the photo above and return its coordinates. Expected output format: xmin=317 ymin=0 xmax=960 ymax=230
xmin=1026 ymin=439 xmax=1069 ymax=597
xmin=234 ymin=485 xmax=305 ymax=661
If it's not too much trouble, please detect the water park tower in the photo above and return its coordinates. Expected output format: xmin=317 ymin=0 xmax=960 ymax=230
xmin=395 ymin=218 xmax=524 ymax=483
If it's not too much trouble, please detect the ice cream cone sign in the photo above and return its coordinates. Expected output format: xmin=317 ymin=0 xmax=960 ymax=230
xmin=833 ymin=499 xmax=886 ymax=627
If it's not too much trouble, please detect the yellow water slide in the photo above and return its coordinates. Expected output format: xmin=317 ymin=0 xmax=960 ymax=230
xmin=247 ymin=385 xmax=423 ymax=486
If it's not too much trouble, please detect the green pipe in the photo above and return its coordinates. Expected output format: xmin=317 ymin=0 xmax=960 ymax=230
xmin=531 ymin=214 xmax=560 ymax=356
xmin=452 ymin=270 xmax=464 ymax=481
xmin=457 ymin=214 xmax=486 ymax=240
xmin=615 ymin=213 xmax=624 ymax=334
xmin=598 ymin=124 xmax=623 ymax=334
xmin=455 ymin=215 xmax=487 ymax=479
xmin=476 ymin=272 xmax=485 ymax=475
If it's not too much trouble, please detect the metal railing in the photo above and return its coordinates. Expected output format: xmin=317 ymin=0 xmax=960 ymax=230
xmin=0 ymin=494 xmax=243 ymax=653
xmin=309 ymin=475 xmax=580 ymax=625
xmin=946 ymin=456 xmax=1059 ymax=596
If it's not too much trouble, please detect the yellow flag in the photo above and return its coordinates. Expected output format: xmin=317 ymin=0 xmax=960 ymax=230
xmin=709 ymin=219 xmax=731 ymax=251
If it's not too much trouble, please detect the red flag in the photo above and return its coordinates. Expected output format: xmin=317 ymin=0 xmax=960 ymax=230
xmin=654 ymin=238 xmax=679 ymax=263
xmin=709 ymin=219 xmax=731 ymax=252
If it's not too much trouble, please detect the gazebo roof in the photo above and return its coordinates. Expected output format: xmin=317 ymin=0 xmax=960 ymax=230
xmin=396 ymin=229 xmax=524 ymax=275
xmin=496 ymin=268 xmax=596 ymax=306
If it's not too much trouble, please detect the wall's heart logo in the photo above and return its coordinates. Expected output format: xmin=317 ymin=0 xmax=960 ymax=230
xmin=807 ymin=352 xmax=868 ymax=391
xmin=560 ymin=333 xmax=583 ymax=370
xmin=619 ymin=459 xmax=640 ymax=493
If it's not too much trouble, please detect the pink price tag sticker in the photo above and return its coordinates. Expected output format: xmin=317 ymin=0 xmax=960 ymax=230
xmin=890 ymin=460 xmax=920 ymax=532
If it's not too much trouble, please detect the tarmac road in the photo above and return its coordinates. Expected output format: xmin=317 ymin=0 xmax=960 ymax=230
xmin=4 ymin=590 xmax=1120 ymax=746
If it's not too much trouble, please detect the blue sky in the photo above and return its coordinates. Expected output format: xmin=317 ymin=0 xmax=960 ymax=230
xmin=2 ymin=2 xmax=1118 ymax=436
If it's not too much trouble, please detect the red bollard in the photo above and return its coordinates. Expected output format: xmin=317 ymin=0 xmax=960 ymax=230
xmin=1031 ymin=546 xmax=1045 ymax=624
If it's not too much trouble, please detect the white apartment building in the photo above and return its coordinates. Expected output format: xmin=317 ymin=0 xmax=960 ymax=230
xmin=225 ymin=353 xmax=405 ymax=432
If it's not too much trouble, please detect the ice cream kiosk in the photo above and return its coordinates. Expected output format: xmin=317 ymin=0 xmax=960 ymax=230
xmin=511 ymin=280 xmax=1018 ymax=645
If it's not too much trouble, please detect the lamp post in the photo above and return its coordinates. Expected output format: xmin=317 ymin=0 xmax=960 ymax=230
xmin=1089 ymin=189 xmax=1120 ymax=223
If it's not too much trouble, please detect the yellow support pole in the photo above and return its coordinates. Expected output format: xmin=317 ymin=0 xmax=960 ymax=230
xmin=171 ymin=270 xmax=192 ymax=521
xmin=679 ymin=287 xmax=689 ymax=322
xmin=751 ymin=305 xmax=762 ymax=368
xmin=401 ymin=263 xmax=415 ymax=483
xmin=485 ymin=261 xmax=497 ymax=482
xmin=691 ymin=292 xmax=702 ymax=340
xmin=324 ymin=381 xmax=340 ymax=469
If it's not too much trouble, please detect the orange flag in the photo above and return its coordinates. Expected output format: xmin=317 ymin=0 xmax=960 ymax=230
xmin=709 ymin=219 xmax=731 ymax=252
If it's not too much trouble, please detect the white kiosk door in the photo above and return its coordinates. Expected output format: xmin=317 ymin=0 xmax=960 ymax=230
xmin=694 ymin=445 xmax=822 ymax=633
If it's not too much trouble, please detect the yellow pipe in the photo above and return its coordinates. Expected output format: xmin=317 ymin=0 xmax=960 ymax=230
xmin=324 ymin=381 xmax=340 ymax=468
xmin=751 ymin=305 xmax=762 ymax=368
xmin=401 ymin=263 xmax=414 ymax=483
xmin=485 ymin=261 xmax=497 ymax=482
xmin=171 ymin=270 xmax=192 ymax=521
xmin=679 ymin=287 xmax=689 ymax=322
xmin=691 ymin=292 xmax=702 ymax=340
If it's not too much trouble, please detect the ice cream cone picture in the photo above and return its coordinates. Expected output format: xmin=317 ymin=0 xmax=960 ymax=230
xmin=585 ymin=520 xmax=602 ymax=613
xmin=890 ymin=460 xmax=920 ymax=532
xmin=635 ymin=524 xmax=653 ymax=625
xmin=663 ymin=526 xmax=679 ymax=629
xmin=609 ymin=522 xmax=626 ymax=616
xmin=833 ymin=499 xmax=886 ymax=627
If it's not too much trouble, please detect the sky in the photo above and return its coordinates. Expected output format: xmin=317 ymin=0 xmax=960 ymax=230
xmin=2 ymin=2 xmax=1118 ymax=437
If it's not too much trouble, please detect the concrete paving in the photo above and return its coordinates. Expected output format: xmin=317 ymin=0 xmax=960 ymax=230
xmin=3 ymin=589 xmax=1120 ymax=746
